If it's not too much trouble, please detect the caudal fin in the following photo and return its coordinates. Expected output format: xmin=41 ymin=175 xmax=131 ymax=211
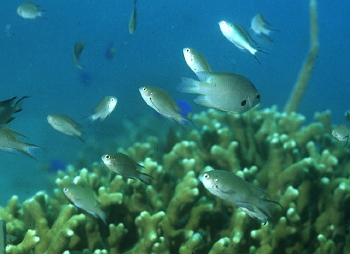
xmin=138 ymin=172 xmax=154 ymax=185
xmin=177 ymin=77 xmax=201 ymax=94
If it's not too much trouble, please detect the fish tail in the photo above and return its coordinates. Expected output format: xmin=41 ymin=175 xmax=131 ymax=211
xmin=20 ymin=143 xmax=41 ymax=160
xmin=177 ymin=78 xmax=201 ymax=94
xmin=138 ymin=172 xmax=154 ymax=185
xmin=14 ymin=96 xmax=30 ymax=113
xmin=99 ymin=211 xmax=107 ymax=224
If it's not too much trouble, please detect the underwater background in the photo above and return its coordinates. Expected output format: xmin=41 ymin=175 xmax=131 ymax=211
xmin=0 ymin=0 xmax=349 ymax=225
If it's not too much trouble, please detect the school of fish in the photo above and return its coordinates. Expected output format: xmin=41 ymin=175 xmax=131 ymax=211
xmin=2 ymin=1 xmax=336 ymax=227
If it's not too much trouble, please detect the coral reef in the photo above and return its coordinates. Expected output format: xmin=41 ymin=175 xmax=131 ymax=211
xmin=0 ymin=105 xmax=350 ymax=253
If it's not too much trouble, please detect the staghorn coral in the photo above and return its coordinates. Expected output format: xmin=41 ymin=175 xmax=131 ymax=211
xmin=0 ymin=105 xmax=350 ymax=253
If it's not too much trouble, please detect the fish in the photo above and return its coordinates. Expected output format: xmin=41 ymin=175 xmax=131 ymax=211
xmin=129 ymin=0 xmax=137 ymax=34
xmin=178 ymin=71 xmax=260 ymax=113
xmin=63 ymin=184 xmax=106 ymax=224
xmin=17 ymin=2 xmax=45 ymax=19
xmin=101 ymin=152 xmax=153 ymax=185
xmin=87 ymin=96 xmax=117 ymax=125
xmin=0 ymin=128 xmax=40 ymax=159
xmin=219 ymin=20 xmax=267 ymax=63
xmin=47 ymin=114 xmax=84 ymax=142
xmin=251 ymin=13 xmax=278 ymax=42
xmin=199 ymin=170 xmax=283 ymax=224
xmin=332 ymin=124 xmax=349 ymax=146
xmin=105 ymin=42 xmax=116 ymax=60
xmin=0 ymin=96 xmax=29 ymax=125
xmin=183 ymin=48 xmax=212 ymax=77
xmin=175 ymin=100 xmax=192 ymax=118
xmin=73 ymin=42 xmax=85 ymax=69
xmin=139 ymin=86 xmax=191 ymax=129
xmin=345 ymin=111 xmax=350 ymax=121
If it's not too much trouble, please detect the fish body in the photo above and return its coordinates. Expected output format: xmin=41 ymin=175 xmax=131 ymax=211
xmin=73 ymin=42 xmax=85 ymax=69
xmin=47 ymin=114 xmax=84 ymax=142
xmin=17 ymin=2 xmax=44 ymax=19
xmin=219 ymin=20 xmax=266 ymax=63
xmin=139 ymin=86 xmax=191 ymax=128
xmin=178 ymin=71 xmax=260 ymax=113
xmin=88 ymin=96 xmax=117 ymax=125
xmin=332 ymin=124 xmax=349 ymax=146
xmin=0 ymin=96 xmax=29 ymax=125
xmin=0 ymin=128 xmax=40 ymax=159
xmin=199 ymin=170 xmax=282 ymax=223
xmin=63 ymin=184 xmax=106 ymax=224
xmin=183 ymin=48 xmax=212 ymax=77
xmin=251 ymin=13 xmax=277 ymax=41
xmin=129 ymin=0 xmax=137 ymax=34
xmin=101 ymin=152 xmax=153 ymax=184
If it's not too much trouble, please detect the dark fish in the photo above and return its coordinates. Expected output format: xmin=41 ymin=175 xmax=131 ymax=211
xmin=0 ymin=96 xmax=29 ymax=125
xmin=73 ymin=42 xmax=85 ymax=69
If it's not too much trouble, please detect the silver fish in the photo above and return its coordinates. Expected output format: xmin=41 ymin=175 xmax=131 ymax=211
xmin=183 ymin=48 xmax=212 ymax=77
xmin=17 ymin=2 xmax=45 ymax=19
xmin=251 ymin=13 xmax=278 ymax=42
xmin=139 ymin=86 xmax=191 ymax=128
xmin=199 ymin=170 xmax=282 ymax=223
xmin=0 ymin=128 xmax=40 ymax=159
xmin=101 ymin=152 xmax=153 ymax=185
xmin=178 ymin=71 xmax=260 ymax=113
xmin=63 ymin=184 xmax=106 ymax=224
xmin=219 ymin=20 xmax=266 ymax=63
xmin=129 ymin=0 xmax=137 ymax=34
xmin=0 ymin=96 xmax=29 ymax=125
xmin=47 ymin=114 xmax=84 ymax=142
xmin=87 ymin=96 xmax=117 ymax=125
xmin=332 ymin=124 xmax=349 ymax=146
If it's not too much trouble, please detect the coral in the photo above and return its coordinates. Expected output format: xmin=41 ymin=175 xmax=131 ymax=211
xmin=284 ymin=0 xmax=319 ymax=113
xmin=1 ymin=102 xmax=349 ymax=253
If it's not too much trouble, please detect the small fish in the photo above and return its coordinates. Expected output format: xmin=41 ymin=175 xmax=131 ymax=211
xmin=178 ymin=71 xmax=260 ymax=113
xmin=332 ymin=124 xmax=349 ymax=146
xmin=175 ymin=100 xmax=192 ymax=118
xmin=63 ymin=184 xmax=106 ymax=224
xmin=105 ymin=42 xmax=116 ymax=60
xmin=129 ymin=0 xmax=137 ymax=34
xmin=47 ymin=114 xmax=84 ymax=142
xmin=87 ymin=96 xmax=117 ymax=125
xmin=0 ymin=96 xmax=29 ymax=125
xmin=345 ymin=111 xmax=350 ymax=121
xmin=251 ymin=13 xmax=278 ymax=42
xmin=139 ymin=86 xmax=191 ymax=128
xmin=101 ymin=152 xmax=153 ymax=185
xmin=17 ymin=2 xmax=45 ymax=19
xmin=183 ymin=48 xmax=212 ymax=77
xmin=73 ymin=42 xmax=85 ymax=69
xmin=219 ymin=20 xmax=267 ymax=63
xmin=0 ymin=128 xmax=40 ymax=159
xmin=199 ymin=170 xmax=282 ymax=224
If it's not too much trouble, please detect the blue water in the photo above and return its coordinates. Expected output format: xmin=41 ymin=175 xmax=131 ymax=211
xmin=0 ymin=1 xmax=349 ymax=205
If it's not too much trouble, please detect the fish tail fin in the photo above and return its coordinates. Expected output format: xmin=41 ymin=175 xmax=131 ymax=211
xmin=99 ymin=211 xmax=107 ymax=224
xmin=177 ymin=77 xmax=201 ymax=94
xmin=174 ymin=115 xmax=195 ymax=130
xmin=14 ymin=96 xmax=30 ymax=113
xmin=257 ymin=48 xmax=268 ymax=54
xmin=20 ymin=143 xmax=41 ymax=160
xmin=138 ymin=172 xmax=154 ymax=185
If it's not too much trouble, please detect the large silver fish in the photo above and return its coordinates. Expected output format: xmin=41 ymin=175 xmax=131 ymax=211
xmin=17 ymin=2 xmax=45 ymax=19
xmin=101 ymin=152 xmax=153 ymax=185
xmin=219 ymin=20 xmax=267 ymax=63
xmin=0 ymin=128 xmax=40 ymax=159
xmin=63 ymin=184 xmax=106 ymax=224
xmin=0 ymin=96 xmax=29 ymax=125
xmin=139 ymin=86 xmax=191 ymax=128
xmin=199 ymin=170 xmax=282 ymax=223
xmin=178 ymin=71 xmax=260 ymax=113
xmin=183 ymin=48 xmax=212 ymax=77
xmin=87 ymin=96 xmax=117 ymax=125
xmin=47 ymin=114 xmax=84 ymax=142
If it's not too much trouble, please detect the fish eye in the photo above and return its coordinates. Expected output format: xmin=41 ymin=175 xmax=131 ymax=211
xmin=241 ymin=100 xmax=247 ymax=106
xmin=204 ymin=173 xmax=209 ymax=178
xmin=142 ymin=87 xmax=147 ymax=91
xmin=105 ymin=155 xmax=110 ymax=159
xmin=186 ymin=48 xmax=191 ymax=53
xmin=214 ymin=184 xmax=218 ymax=188
xmin=256 ymin=94 xmax=260 ymax=100
xmin=63 ymin=188 xmax=68 ymax=192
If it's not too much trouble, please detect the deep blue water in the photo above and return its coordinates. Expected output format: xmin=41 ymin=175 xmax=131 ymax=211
xmin=0 ymin=1 xmax=349 ymax=205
